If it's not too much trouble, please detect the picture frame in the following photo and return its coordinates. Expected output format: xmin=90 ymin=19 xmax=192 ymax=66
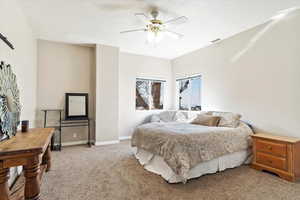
xmin=65 ymin=93 xmax=89 ymax=120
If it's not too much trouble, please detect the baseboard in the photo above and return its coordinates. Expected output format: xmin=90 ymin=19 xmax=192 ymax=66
xmin=63 ymin=138 xmax=128 ymax=146
xmin=119 ymin=136 xmax=132 ymax=140
xmin=62 ymin=140 xmax=89 ymax=147
xmin=95 ymin=140 xmax=120 ymax=146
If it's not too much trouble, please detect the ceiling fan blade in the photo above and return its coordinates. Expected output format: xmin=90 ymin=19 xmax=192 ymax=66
xmin=120 ymin=28 xmax=146 ymax=34
xmin=135 ymin=13 xmax=150 ymax=24
xmin=164 ymin=30 xmax=184 ymax=39
xmin=164 ymin=16 xmax=188 ymax=26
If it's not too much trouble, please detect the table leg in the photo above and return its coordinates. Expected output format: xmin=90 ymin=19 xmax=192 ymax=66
xmin=42 ymin=146 xmax=51 ymax=172
xmin=24 ymin=156 xmax=41 ymax=200
xmin=88 ymin=119 xmax=91 ymax=147
xmin=0 ymin=165 xmax=9 ymax=200
xmin=50 ymin=135 xmax=55 ymax=151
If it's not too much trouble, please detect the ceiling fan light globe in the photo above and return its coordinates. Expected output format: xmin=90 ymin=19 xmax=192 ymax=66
xmin=155 ymin=32 xmax=164 ymax=42
xmin=147 ymin=31 xmax=155 ymax=43
xmin=147 ymin=31 xmax=164 ymax=44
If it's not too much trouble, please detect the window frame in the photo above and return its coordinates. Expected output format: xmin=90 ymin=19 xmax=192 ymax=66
xmin=176 ymin=75 xmax=202 ymax=111
xmin=136 ymin=78 xmax=166 ymax=111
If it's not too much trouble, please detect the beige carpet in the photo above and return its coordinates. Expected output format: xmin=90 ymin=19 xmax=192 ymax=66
xmin=41 ymin=140 xmax=300 ymax=200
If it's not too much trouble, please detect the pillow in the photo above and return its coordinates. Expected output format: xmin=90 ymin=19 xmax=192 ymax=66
xmin=185 ymin=111 xmax=208 ymax=123
xmin=158 ymin=111 xmax=177 ymax=122
xmin=174 ymin=111 xmax=188 ymax=122
xmin=150 ymin=114 xmax=161 ymax=123
xmin=190 ymin=114 xmax=221 ymax=127
xmin=207 ymin=111 xmax=241 ymax=128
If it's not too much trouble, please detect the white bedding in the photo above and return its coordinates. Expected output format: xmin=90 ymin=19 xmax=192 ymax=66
xmin=132 ymin=121 xmax=253 ymax=182
xmin=134 ymin=148 xmax=252 ymax=183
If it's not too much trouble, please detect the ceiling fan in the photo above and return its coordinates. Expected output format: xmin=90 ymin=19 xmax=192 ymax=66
xmin=120 ymin=10 xmax=188 ymax=44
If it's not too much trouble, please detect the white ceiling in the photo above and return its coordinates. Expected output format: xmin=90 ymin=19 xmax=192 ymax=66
xmin=18 ymin=0 xmax=300 ymax=59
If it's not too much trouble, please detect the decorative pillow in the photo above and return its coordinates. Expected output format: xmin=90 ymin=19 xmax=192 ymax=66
xmin=207 ymin=111 xmax=241 ymax=128
xmin=174 ymin=111 xmax=188 ymax=122
xmin=150 ymin=114 xmax=161 ymax=123
xmin=190 ymin=114 xmax=221 ymax=127
xmin=185 ymin=111 xmax=208 ymax=123
xmin=158 ymin=111 xmax=177 ymax=122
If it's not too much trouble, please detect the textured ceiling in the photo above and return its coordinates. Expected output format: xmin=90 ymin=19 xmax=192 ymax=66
xmin=18 ymin=0 xmax=300 ymax=59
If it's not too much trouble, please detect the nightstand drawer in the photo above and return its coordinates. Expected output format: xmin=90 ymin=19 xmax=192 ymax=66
xmin=256 ymin=139 xmax=287 ymax=157
xmin=256 ymin=152 xmax=287 ymax=171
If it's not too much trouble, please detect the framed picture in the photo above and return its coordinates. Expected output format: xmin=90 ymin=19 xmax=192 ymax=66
xmin=65 ymin=93 xmax=89 ymax=120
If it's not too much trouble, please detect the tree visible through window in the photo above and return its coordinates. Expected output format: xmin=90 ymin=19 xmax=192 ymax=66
xmin=136 ymin=78 xmax=165 ymax=110
xmin=177 ymin=76 xmax=201 ymax=111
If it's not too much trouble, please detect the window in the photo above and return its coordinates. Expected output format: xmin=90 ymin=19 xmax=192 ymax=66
xmin=136 ymin=78 xmax=165 ymax=110
xmin=177 ymin=75 xmax=201 ymax=111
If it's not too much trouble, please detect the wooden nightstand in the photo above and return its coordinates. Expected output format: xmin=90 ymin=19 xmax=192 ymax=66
xmin=251 ymin=133 xmax=300 ymax=182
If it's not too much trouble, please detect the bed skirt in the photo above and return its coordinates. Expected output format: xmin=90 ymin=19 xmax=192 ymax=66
xmin=134 ymin=148 xmax=252 ymax=183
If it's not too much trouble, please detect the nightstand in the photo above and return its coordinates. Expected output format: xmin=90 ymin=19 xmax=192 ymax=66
xmin=251 ymin=133 xmax=300 ymax=182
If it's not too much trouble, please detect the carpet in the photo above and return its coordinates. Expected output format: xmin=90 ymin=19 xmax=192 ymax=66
xmin=41 ymin=140 xmax=300 ymax=200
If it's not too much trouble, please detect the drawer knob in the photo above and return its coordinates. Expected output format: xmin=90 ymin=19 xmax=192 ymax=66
xmin=268 ymin=160 xmax=272 ymax=164
xmin=268 ymin=146 xmax=272 ymax=150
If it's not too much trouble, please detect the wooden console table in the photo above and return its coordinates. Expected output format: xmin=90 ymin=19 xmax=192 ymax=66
xmin=0 ymin=128 xmax=54 ymax=200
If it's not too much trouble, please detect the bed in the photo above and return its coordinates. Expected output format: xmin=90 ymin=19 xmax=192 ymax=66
xmin=131 ymin=111 xmax=253 ymax=183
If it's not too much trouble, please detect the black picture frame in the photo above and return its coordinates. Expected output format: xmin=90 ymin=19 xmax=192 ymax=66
xmin=65 ymin=93 xmax=89 ymax=120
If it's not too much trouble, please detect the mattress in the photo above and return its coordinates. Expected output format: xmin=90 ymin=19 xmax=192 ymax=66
xmin=134 ymin=148 xmax=252 ymax=183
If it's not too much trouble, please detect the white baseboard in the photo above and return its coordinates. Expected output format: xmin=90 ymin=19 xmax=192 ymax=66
xmin=95 ymin=140 xmax=120 ymax=146
xmin=119 ymin=136 xmax=132 ymax=140
xmin=63 ymin=138 xmax=128 ymax=147
xmin=62 ymin=140 xmax=89 ymax=147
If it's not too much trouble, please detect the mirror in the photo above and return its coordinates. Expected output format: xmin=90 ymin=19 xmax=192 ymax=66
xmin=65 ymin=93 xmax=88 ymax=120
xmin=0 ymin=62 xmax=21 ymax=141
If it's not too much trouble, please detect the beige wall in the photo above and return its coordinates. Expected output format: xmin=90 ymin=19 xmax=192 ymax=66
xmin=95 ymin=44 xmax=119 ymax=144
xmin=0 ymin=0 xmax=37 ymax=186
xmin=119 ymin=52 xmax=172 ymax=138
xmin=0 ymin=0 xmax=37 ymax=127
xmin=37 ymin=40 xmax=96 ymax=144
xmin=172 ymin=11 xmax=300 ymax=137
xmin=36 ymin=41 xmax=172 ymax=143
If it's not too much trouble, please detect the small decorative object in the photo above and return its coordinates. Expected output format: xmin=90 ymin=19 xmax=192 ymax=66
xmin=21 ymin=120 xmax=29 ymax=132
xmin=0 ymin=120 xmax=8 ymax=141
xmin=65 ymin=93 xmax=88 ymax=120
xmin=0 ymin=61 xmax=21 ymax=141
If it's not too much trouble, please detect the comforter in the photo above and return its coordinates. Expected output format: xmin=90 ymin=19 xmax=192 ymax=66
xmin=131 ymin=122 xmax=253 ymax=182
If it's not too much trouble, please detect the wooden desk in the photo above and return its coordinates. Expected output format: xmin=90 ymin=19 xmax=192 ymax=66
xmin=0 ymin=128 xmax=54 ymax=200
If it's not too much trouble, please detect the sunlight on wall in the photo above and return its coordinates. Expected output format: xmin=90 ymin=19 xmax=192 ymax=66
xmin=231 ymin=7 xmax=300 ymax=63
